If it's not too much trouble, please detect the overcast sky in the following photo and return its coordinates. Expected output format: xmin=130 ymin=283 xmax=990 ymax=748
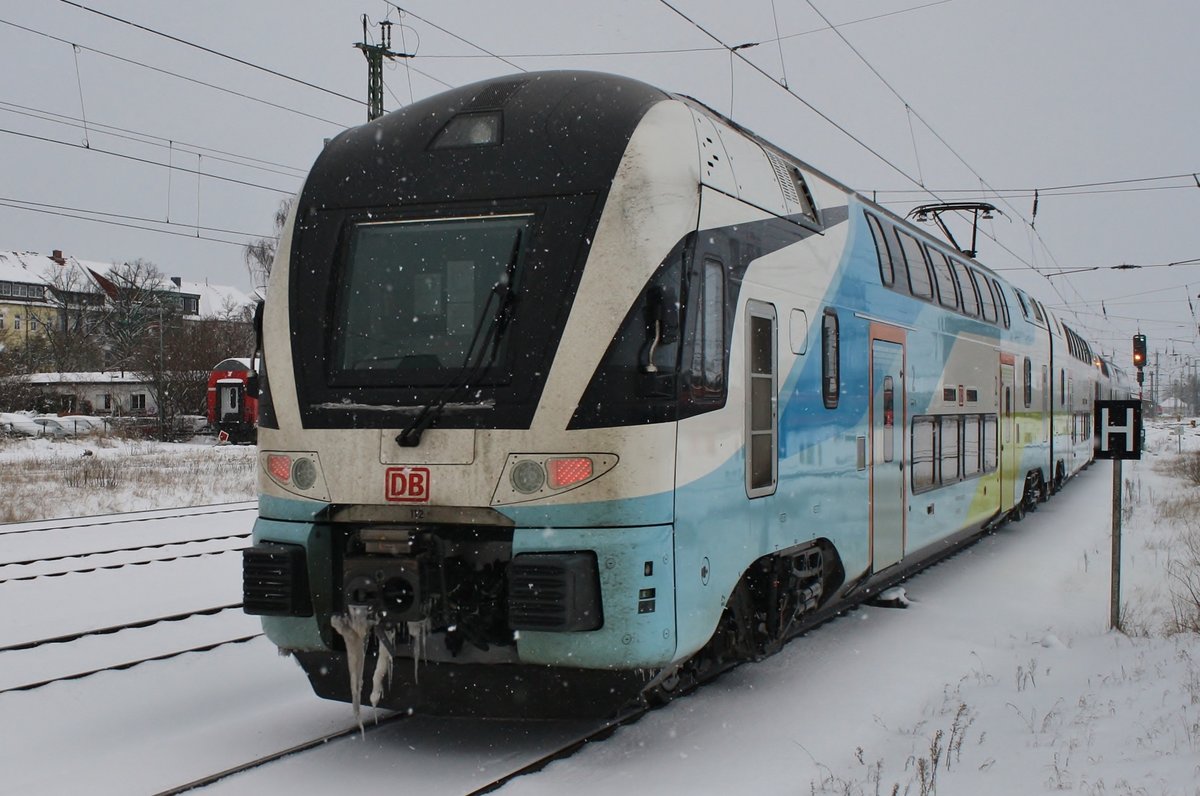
xmin=3 ymin=0 xmax=1198 ymax=386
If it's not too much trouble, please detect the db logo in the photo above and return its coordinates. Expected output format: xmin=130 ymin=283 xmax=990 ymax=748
xmin=384 ymin=466 xmax=431 ymax=503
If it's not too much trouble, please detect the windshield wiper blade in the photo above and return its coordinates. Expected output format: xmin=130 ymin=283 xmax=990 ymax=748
xmin=396 ymin=229 xmax=522 ymax=448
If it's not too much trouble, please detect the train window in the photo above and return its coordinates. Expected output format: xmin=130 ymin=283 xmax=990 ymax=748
xmin=911 ymin=416 xmax=936 ymax=491
xmin=822 ymin=309 xmax=839 ymax=409
xmin=991 ymin=278 xmax=1010 ymax=327
xmin=940 ymin=415 xmax=961 ymax=483
xmin=1060 ymin=369 xmax=1065 ymax=403
xmin=982 ymin=415 xmax=998 ymax=471
xmin=895 ymin=230 xmax=934 ymax=300
xmin=974 ymin=271 xmax=997 ymax=323
xmin=882 ymin=376 xmax=895 ymax=463
xmin=1015 ymin=290 xmax=1031 ymax=320
xmin=928 ymin=248 xmax=960 ymax=310
xmin=332 ymin=214 xmax=531 ymax=378
xmin=1029 ymin=298 xmax=1046 ymax=324
xmin=951 ymin=259 xmax=979 ymax=317
xmin=696 ymin=258 xmax=726 ymax=392
xmin=1023 ymin=357 xmax=1033 ymax=408
xmin=962 ymin=415 xmax=981 ymax=476
xmin=865 ymin=213 xmax=894 ymax=286
xmin=746 ymin=302 xmax=778 ymax=497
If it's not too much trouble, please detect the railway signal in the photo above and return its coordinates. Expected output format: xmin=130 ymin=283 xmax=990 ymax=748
xmin=1133 ymin=334 xmax=1147 ymax=385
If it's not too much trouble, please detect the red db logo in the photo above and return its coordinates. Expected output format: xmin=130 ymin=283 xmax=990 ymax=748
xmin=384 ymin=467 xmax=430 ymax=503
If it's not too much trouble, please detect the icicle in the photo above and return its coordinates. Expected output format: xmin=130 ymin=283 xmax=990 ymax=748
xmin=330 ymin=605 xmax=376 ymax=734
xmin=370 ymin=628 xmax=395 ymax=709
xmin=406 ymin=617 xmax=431 ymax=684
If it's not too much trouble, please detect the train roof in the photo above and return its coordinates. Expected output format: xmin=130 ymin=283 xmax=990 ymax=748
xmin=304 ymin=71 xmax=670 ymax=213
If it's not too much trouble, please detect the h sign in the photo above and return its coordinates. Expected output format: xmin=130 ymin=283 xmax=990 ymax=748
xmin=1094 ymin=400 xmax=1142 ymax=460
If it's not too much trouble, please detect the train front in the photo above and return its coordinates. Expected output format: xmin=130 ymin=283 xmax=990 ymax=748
xmin=243 ymin=72 xmax=704 ymax=717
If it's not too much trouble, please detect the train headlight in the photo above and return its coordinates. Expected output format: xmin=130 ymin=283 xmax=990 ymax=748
xmin=291 ymin=457 xmax=317 ymax=491
xmin=493 ymin=454 xmax=618 ymax=505
xmin=260 ymin=450 xmax=330 ymax=501
xmin=510 ymin=459 xmax=546 ymax=494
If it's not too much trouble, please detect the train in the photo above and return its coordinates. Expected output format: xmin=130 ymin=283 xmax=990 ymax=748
xmin=207 ymin=357 xmax=258 ymax=444
xmin=242 ymin=70 xmax=1130 ymax=718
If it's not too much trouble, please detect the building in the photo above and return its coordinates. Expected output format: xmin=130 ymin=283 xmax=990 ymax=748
xmin=0 ymin=252 xmax=57 ymax=352
xmin=26 ymin=370 xmax=157 ymax=416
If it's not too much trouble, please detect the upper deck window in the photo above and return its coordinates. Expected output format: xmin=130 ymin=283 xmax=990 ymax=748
xmin=895 ymin=230 xmax=933 ymax=300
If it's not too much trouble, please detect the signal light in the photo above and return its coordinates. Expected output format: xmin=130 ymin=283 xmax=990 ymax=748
xmin=1132 ymin=334 xmax=1147 ymax=368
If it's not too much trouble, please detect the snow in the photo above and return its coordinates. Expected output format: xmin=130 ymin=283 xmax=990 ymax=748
xmin=1 ymin=422 xmax=1197 ymax=794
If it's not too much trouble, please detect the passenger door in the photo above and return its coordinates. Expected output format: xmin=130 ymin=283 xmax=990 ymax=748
xmin=1000 ymin=359 xmax=1016 ymax=510
xmin=870 ymin=328 xmax=906 ymax=571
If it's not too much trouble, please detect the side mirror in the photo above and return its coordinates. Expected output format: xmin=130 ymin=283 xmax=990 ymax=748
xmin=246 ymin=374 xmax=260 ymax=398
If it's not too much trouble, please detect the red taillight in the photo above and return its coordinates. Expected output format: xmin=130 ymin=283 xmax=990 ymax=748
xmin=547 ymin=457 xmax=593 ymax=489
xmin=267 ymin=454 xmax=292 ymax=483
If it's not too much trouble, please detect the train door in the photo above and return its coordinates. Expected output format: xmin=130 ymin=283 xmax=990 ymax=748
xmin=1000 ymin=359 xmax=1016 ymax=510
xmin=218 ymin=381 xmax=242 ymax=421
xmin=870 ymin=327 xmax=906 ymax=571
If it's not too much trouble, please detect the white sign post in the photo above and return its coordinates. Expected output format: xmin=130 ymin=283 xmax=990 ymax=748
xmin=1094 ymin=400 xmax=1142 ymax=632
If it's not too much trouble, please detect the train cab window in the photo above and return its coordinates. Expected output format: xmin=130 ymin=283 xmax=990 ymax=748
xmin=821 ymin=309 xmax=839 ymax=409
xmin=694 ymin=257 xmax=726 ymax=393
xmin=951 ymin=259 xmax=979 ymax=317
xmin=332 ymin=214 xmax=532 ymax=379
xmin=928 ymin=248 xmax=960 ymax=310
xmin=865 ymin=213 xmax=894 ymax=286
xmin=1060 ymin=369 xmax=1066 ymax=403
xmin=746 ymin=302 xmax=778 ymax=497
xmin=974 ymin=270 xmax=998 ymax=323
xmin=895 ymin=230 xmax=934 ymax=300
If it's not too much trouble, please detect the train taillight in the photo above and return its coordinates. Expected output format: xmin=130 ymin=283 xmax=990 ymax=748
xmin=267 ymin=454 xmax=292 ymax=483
xmin=547 ymin=457 xmax=593 ymax=489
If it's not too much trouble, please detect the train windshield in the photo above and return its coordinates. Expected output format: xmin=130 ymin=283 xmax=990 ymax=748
xmin=332 ymin=214 xmax=531 ymax=382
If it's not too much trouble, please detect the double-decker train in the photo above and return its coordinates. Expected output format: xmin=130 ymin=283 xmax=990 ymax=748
xmin=243 ymin=71 xmax=1129 ymax=717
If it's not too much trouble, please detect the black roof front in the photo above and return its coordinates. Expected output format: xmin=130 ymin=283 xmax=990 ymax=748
xmin=300 ymin=70 xmax=671 ymax=212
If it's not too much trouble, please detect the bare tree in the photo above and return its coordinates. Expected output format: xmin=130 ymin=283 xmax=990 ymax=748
xmin=96 ymin=258 xmax=173 ymax=375
xmin=243 ymin=197 xmax=293 ymax=290
xmin=40 ymin=261 xmax=106 ymax=373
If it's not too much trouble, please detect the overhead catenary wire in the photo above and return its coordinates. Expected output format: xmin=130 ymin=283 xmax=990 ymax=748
xmin=0 ymin=200 xmax=269 ymax=249
xmin=0 ymin=100 xmax=309 ymax=179
xmin=0 ymin=18 xmax=351 ymax=129
xmin=383 ymin=2 xmax=527 ymax=74
xmin=0 ymin=127 xmax=297 ymax=195
xmin=57 ymin=0 xmax=364 ymax=106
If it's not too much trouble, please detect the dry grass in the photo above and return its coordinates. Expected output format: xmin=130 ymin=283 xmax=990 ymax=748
xmin=0 ymin=434 xmax=256 ymax=523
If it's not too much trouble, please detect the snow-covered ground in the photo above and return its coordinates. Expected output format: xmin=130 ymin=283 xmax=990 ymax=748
xmin=1 ymin=422 xmax=1197 ymax=794
xmin=0 ymin=433 xmax=256 ymax=521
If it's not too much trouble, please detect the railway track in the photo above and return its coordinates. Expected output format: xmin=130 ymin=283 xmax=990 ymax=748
xmin=153 ymin=703 xmax=648 ymax=795
xmin=0 ymin=504 xmax=259 ymax=696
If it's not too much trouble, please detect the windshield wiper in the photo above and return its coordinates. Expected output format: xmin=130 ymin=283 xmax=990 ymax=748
xmin=396 ymin=229 xmax=523 ymax=447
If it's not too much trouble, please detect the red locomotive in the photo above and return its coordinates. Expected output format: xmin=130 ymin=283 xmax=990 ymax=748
xmin=207 ymin=357 xmax=258 ymax=443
